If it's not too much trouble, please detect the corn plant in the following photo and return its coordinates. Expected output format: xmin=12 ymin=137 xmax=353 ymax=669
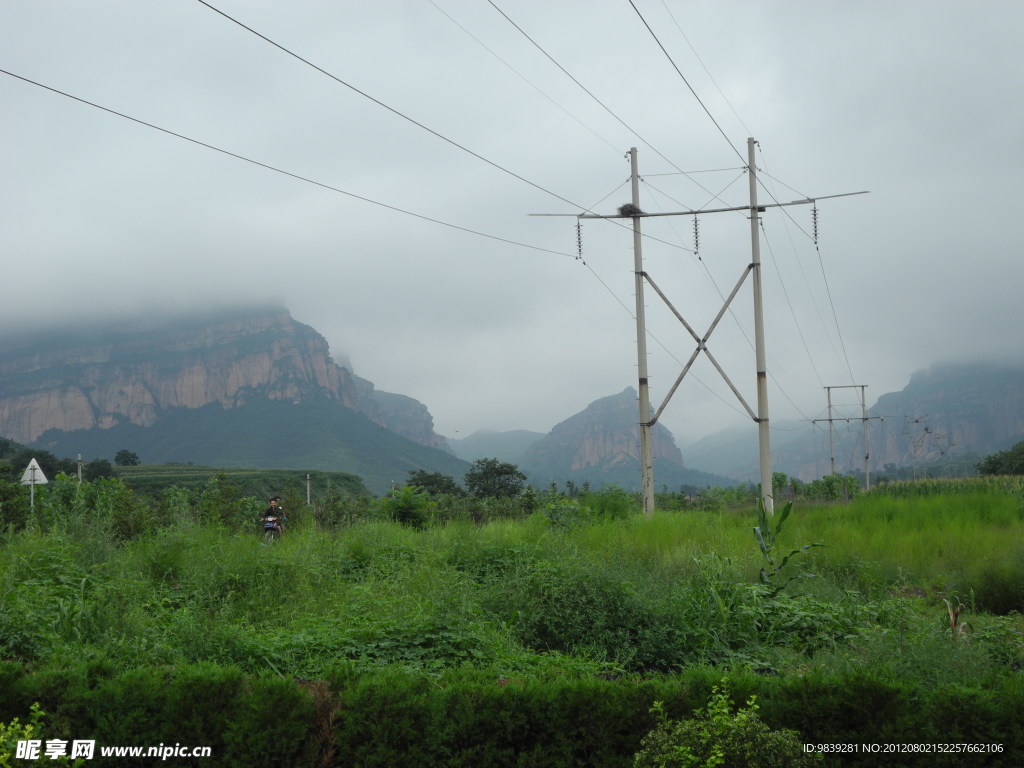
xmin=943 ymin=597 xmax=971 ymax=642
xmin=753 ymin=500 xmax=823 ymax=597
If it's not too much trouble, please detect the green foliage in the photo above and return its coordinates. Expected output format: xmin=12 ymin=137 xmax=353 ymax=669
xmin=977 ymin=440 xmax=1024 ymax=475
xmin=0 ymin=481 xmax=31 ymax=533
xmin=0 ymin=440 xmax=77 ymax=483
xmin=4 ymin=483 xmax=1024 ymax=765
xmin=373 ymin=485 xmax=435 ymax=528
xmin=479 ymin=555 xmax=686 ymax=672
xmin=634 ymin=681 xmax=822 ymax=768
xmin=82 ymin=459 xmax=115 ymax=482
xmin=870 ymin=475 xmax=1024 ymax=498
xmin=464 ymin=458 xmax=527 ymax=498
xmin=542 ymin=499 xmax=591 ymax=529
xmin=113 ymin=449 xmax=140 ymax=467
xmin=0 ymin=664 xmax=313 ymax=768
xmin=117 ymin=463 xmax=369 ymax=504
xmin=798 ymin=473 xmax=861 ymax=501
xmin=753 ymin=501 xmax=823 ymax=597
xmin=24 ymin=396 xmax=470 ymax=497
xmin=405 ymin=470 xmax=464 ymax=497
xmin=539 ymin=488 xmax=637 ymax=529
xmin=0 ymin=702 xmax=82 ymax=766
xmin=195 ymin=473 xmax=251 ymax=530
xmin=580 ymin=486 xmax=637 ymax=518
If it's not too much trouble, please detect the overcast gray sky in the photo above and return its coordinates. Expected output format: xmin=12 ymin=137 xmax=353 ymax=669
xmin=2 ymin=1 xmax=1022 ymax=447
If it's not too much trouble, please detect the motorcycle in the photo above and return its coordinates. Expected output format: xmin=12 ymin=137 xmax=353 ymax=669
xmin=261 ymin=513 xmax=286 ymax=543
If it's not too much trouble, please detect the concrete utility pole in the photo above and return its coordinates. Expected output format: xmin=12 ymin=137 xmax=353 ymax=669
xmin=812 ymin=385 xmax=882 ymax=489
xmin=747 ymin=137 xmax=773 ymax=514
xmin=628 ymin=147 xmax=656 ymax=516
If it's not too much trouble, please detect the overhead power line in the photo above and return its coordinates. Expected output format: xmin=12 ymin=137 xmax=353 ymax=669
xmin=0 ymin=68 xmax=574 ymax=259
xmin=657 ymin=0 xmax=754 ymax=138
xmin=195 ymin=1 xmax=697 ymax=255
xmin=626 ymin=0 xmax=745 ymax=166
xmin=757 ymin=145 xmax=859 ymax=385
xmin=485 ymin=0 xmax=726 ymax=203
xmin=427 ymin=0 xmax=622 ymax=154
xmin=196 ymin=0 xmax=588 ymax=214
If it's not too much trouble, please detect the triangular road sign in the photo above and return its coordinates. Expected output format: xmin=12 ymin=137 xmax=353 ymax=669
xmin=20 ymin=458 xmax=49 ymax=485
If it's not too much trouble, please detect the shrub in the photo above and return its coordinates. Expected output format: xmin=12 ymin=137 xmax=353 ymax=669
xmin=634 ymin=680 xmax=823 ymax=768
xmin=481 ymin=558 xmax=685 ymax=672
xmin=0 ymin=480 xmax=31 ymax=533
xmin=543 ymin=499 xmax=591 ymax=529
xmin=373 ymin=486 xmax=434 ymax=528
xmin=0 ymin=702 xmax=81 ymax=766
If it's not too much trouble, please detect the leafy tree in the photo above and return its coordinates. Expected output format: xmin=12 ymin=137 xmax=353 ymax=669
xmin=0 ymin=445 xmax=71 ymax=481
xmin=375 ymin=485 xmax=434 ymax=528
xmin=196 ymin=473 xmax=248 ymax=529
xmin=83 ymin=459 xmax=116 ymax=482
xmin=114 ymin=449 xmax=141 ymax=466
xmin=799 ymin=473 xmax=860 ymax=501
xmin=977 ymin=440 xmax=1024 ymax=476
xmin=406 ymin=469 xmax=464 ymax=497
xmin=772 ymin=471 xmax=794 ymax=501
xmin=464 ymin=458 xmax=527 ymax=499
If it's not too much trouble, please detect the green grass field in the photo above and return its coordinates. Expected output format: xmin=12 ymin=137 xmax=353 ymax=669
xmin=3 ymin=477 xmax=1024 ymax=765
xmin=114 ymin=463 xmax=368 ymax=502
xmin=2 ymin=479 xmax=1023 ymax=680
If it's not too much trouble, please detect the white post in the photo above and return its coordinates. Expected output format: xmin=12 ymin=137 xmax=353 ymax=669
xmin=748 ymin=137 xmax=773 ymax=514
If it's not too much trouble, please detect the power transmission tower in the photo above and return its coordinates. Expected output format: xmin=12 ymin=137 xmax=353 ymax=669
xmin=902 ymin=416 xmax=931 ymax=478
xmin=535 ymin=142 xmax=866 ymax=515
xmin=812 ymin=385 xmax=882 ymax=489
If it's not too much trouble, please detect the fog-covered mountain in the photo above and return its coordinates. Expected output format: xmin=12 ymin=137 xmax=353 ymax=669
xmin=448 ymin=430 xmax=546 ymax=466
xmin=0 ymin=307 xmax=465 ymax=494
xmin=4 ymin=306 xmax=1012 ymax=494
xmin=683 ymin=362 xmax=1024 ymax=481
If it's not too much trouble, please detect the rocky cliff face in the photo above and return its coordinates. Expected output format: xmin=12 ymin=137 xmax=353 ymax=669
xmin=354 ymin=384 xmax=451 ymax=452
xmin=867 ymin=363 xmax=1024 ymax=465
xmin=0 ymin=308 xmax=449 ymax=452
xmin=520 ymin=387 xmax=689 ymax=488
xmin=685 ymin=362 xmax=1024 ymax=482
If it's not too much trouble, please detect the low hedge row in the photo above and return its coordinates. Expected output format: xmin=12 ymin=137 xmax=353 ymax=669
xmin=0 ymin=661 xmax=314 ymax=767
xmin=1 ymin=661 xmax=1021 ymax=767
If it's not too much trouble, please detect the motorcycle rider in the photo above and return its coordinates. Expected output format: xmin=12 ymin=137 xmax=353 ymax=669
xmin=262 ymin=495 xmax=286 ymax=534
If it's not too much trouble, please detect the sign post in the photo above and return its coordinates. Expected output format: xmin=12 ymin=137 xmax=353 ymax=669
xmin=20 ymin=458 xmax=49 ymax=511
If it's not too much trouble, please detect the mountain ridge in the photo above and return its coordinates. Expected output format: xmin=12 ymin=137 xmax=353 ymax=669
xmin=683 ymin=361 xmax=1024 ymax=481
xmin=0 ymin=306 xmax=449 ymax=453
xmin=5 ymin=308 xmax=1016 ymax=494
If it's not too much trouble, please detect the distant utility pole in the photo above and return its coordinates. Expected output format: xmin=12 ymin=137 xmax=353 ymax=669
xmin=534 ymin=142 xmax=866 ymax=515
xmin=812 ymin=385 xmax=883 ymax=489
